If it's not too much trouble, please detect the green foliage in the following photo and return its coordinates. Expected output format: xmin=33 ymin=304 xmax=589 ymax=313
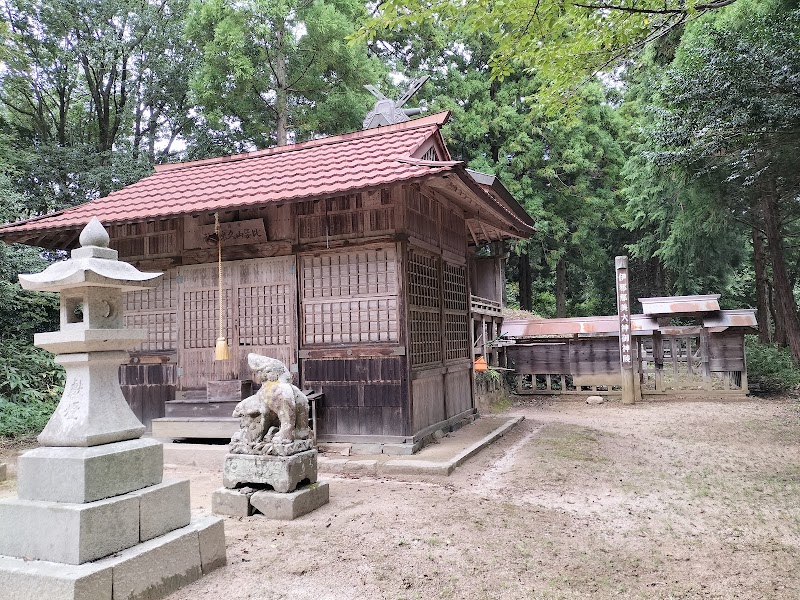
xmin=359 ymin=0 xmax=741 ymax=110
xmin=0 ymin=340 xmax=64 ymax=437
xmin=186 ymin=0 xmax=384 ymax=148
xmin=654 ymin=0 xmax=800 ymax=190
xmin=388 ymin=27 xmax=629 ymax=317
xmin=745 ymin=337 xmax=800 ymax=394
xmin=620 ymin=0 xmax=800 ymax=349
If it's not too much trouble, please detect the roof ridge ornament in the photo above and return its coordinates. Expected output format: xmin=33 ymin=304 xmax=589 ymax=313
xmin=363 ymin=75 xmax=430 ymax=129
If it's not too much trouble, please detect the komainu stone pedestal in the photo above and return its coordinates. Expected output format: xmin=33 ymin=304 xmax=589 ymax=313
xmin=223 ymin=450 xmax=318 ymax=493
xmin=215 ymin=449 xmax=330 ymax=521
xmin=251 ymin=482 xmax=330 ymax=520
xmin=213 ymin=483 xmax=330 ymax=520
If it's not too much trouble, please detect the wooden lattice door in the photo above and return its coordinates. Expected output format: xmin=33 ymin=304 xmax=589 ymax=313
xmin=177 ymin=257 xmax=298 ymax=390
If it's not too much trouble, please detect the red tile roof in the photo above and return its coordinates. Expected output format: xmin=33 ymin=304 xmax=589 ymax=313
xmin=0 ymin=112 xmax=455 ymax=235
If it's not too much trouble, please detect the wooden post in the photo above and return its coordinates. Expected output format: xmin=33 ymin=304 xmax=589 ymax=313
xmin=652 ymin=331 xmax=664 ymax=393
xmin=700 ymin=326 xmax=711 ymax=390
xmin=615 ymin=256 xmax=637 ymax=405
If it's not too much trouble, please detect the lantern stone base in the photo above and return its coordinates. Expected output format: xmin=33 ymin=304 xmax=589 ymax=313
xmin=38 ymin=352 xmax=146 ymax=447
xmin=0 ymin=439 xmax=226 ymax=600
xmin=0 ymin=516 xmax=225 ymax=600
xmin=17 ymin=438 xmax=163 ymax=504
xmin=222 ymin=450 xmax=318 ymax=493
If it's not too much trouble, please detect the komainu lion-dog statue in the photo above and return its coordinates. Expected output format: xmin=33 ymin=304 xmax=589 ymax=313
xmin=229 ymin=354 xmax=313 ymax=456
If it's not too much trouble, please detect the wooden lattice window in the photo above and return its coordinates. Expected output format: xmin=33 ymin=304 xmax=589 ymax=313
xmin=238 ymin=284 xmax=291 ymax=346
xmin=300 ymin=249 xmax=399 ymax=345
xmin=443 ymin=263 xmax=468 ymax=312
xmin=305 ymin=299 xmax=398 ymax=344
xmin=410 ymin=309 xmax=442 ymax=365
xmin=123 ymin=269 xmax=178 ymax=351
xmin=182 ymin=289 xmax=233 ymax=349
xmin=408 ymin=250 xmax=442 ymax=366
xmin=125 ymin=312 xmax=178 ymax=352
xmin=406 ymin=186 xmax=439 ymax=245
xmin=444 ymin=314 xmax=470 ymax=360
xmin=302 ymin=250 xmax=397 ymax=299
xmin=407 ymin=251 xmax=438 ymax=308
xmin=441 ymin=207 xmax=466 ymax=256
xmin=109 ymin=219 xmax=178 ymax=259
xmin=443 ymin=262 xmax=469 ymax=360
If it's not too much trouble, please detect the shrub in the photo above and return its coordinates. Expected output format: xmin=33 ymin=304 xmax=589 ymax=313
xmin=0 ymin=340 xmax=64 ymax=438
xmin=745 ymin=336 xmax=800 ymax=394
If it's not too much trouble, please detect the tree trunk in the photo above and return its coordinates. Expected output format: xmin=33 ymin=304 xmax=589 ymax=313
xmin=769 ymin=282 xmax=787 ymax=347
xmin=555 ymin=256 xmax=567 ymax=318
xmin=761 ymin=181 xmax=800 ymax=362
xmin=752 ymin=221 xmax=771 ymax=344
xmin=518 ymin=251 xmax=532 ymax=312
xmin=275 ymin=20 xmax=288 ymax=146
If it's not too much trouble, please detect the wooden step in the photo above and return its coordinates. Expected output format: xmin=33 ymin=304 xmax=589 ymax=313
xmin=151 ymin=417 xmax=239 ymax=440
xmin=175 ymin=389 xmax=208 ymax=402
xmin=164 ymin=400 xmax=240 ymax=419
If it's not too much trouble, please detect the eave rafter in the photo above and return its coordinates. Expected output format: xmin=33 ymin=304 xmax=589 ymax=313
xmin=424 ymin=177 xmax=519 ymax=242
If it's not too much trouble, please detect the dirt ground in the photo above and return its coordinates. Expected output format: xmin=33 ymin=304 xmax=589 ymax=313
xmin=3 ymin=396 xmax=800 ymax=599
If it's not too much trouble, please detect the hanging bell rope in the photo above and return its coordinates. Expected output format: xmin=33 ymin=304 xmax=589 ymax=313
xmin=214 ymin=212 xmax=230 ymax=361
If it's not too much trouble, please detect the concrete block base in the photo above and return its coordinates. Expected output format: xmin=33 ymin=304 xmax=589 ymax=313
xmin=0 ymin=478 xmax=191 ymax=564
xmin=131 ymin=479 xmax=191 ymax=542
xmin=17 ymin=438 xmax=163 ymax=503
xmin=211 ymin=487 xmax=254 ymax=517
xmin=223 ymin=450 xmax=317 ymax=493
xmin=0 ymin=494 xmax=140 ymax=564
xmin=0 ymin=516 xmax=225 ymax=600
xmin=250 ymin=481 xmax=330 ymax=521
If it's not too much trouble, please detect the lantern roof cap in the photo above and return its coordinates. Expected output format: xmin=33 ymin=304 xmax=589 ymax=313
xmin=18 ymin=218 xmax=161 ymax=293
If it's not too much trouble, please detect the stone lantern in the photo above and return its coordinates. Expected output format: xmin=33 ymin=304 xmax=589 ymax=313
xmin=18 ymin=216 xmax=160 ymax=447
xmin=0 ymin=218 xmax=226 ymax=600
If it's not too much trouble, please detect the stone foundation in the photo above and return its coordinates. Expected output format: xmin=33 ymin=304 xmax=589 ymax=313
xmin=0 ymin=516 xmax=225 ymax=600
xmin=212 ymin=482 xmax=329 ymax=521
xmin=223 ymin=450 xmax=317 ymax=493
xmin=0 ymin=440 xmax=226 ymax=600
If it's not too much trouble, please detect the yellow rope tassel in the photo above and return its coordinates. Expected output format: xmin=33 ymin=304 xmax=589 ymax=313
xmin=214 ymin=213 xmax=230 ymax=361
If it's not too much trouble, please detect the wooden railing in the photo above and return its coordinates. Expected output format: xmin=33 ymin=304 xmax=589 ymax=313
xmin=470 ymin=295 xmax=502 ymax=317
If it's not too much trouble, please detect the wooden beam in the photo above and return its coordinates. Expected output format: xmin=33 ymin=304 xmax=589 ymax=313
xmin=479 ymin=221 xmax=491 ymax=243
xmin=466 ymin=221 xmax=480 ymax=246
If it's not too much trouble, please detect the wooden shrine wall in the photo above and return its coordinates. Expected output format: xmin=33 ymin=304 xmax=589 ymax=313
xmin=113 ymin=184 xmax=480 ymax=439
xmin=178 ymin=256 xmax=297 ymax=389
xmin=298 ymin=244 xmax=408 ymax=439
xmin=294 ymin=190 xmax=396 ymax=244
xmin=299 ymin=247 xmax=399 ymax=345
xmin=405 ymin=185 xmax=473 ymax=435
xmin=301 ymin=357 xmax=408 ymax=438
xmin=121 ymin=257 xmax=297 ymax=391
xmin=508 ymin=339 xmax=622 ymax=395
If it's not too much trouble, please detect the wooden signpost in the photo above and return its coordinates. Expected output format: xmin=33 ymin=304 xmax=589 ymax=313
xmin=615 ymin=256 xmax=637 ymax=404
